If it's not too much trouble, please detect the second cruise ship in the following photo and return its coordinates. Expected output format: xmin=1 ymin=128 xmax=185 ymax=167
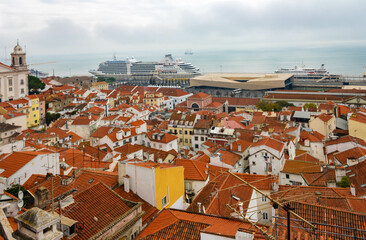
xmin=89 ymin=54 xmax=200 ymax=81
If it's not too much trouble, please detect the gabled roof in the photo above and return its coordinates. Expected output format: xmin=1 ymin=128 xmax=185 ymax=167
xmin=281 ymin=160 xmax=321 ymax=174
xmin=174 ymin=159 xmax=208 ymax=181
xmin=333 ymin=147 xmax=366 ymax=165
xmin=325 ymin=135 xmax=366 ymax=147
xmin=189 ymin=92 xmax=210 ymax=99
xmin=0 ymin=151 xmax=47 ymax=178
xmin=314 ymin=113 xmax=333 ymax=122
xmin=301 ymin=169 xmax=336 ymax=187
xmin=346 ymin=160 xmax=366 ymax=197
xmin=250 ymin=138 xmax=285 ymax=152
xmin=62 ymin=182 xmax=139 ymax=240
xmin=138 ymin=209 xmax=266 ymax=239
xmin=217 ymin=150 xmax=241 ymax=166
xmin=187 ymin=172 xmax=273 ymax=218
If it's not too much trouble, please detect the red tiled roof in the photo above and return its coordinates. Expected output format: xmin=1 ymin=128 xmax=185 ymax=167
xmin=189 ymin=92 xmax=210 ymax=99
xmin=333 ymin=147 xmax=366 ymax=165
xmin=294 ymin=153 xmax=320 ymax=163
xmin=187 ymin=172 xmax=273 ymax=218
xmin=325 ymin=135 xmax=366 ymax=147
xmin=301 ymin=169 xmax=336 ymax=187
xmin=113 ymin=186 xmax=158 ymax=225
xmin=174 ymin=159 xmax=208 ymax=181
xmin=26 ymin=170 xmax=118 ymax=201
xmin=346 ymin=160 xmax=366 ymax=197
xmin=0 ymin=152 xmax=46 ymax=178
xmin=230 ymin=139 xmax=252 ymax=153
xmin=2 ymin=112 xmax=26 ymax=119
xmin=218 ymin=150 xmax=241 ymax=166
xmin=72 ymin=116 xmax=93 ymax=125
xmin=206 ymin=101 xmax=222 ymax=108
xmin=62 ymin=182 xmax=138 ymax=240
xmin=90 ymin=126 xmax=114 ymax=138
xmin=281 ymin=160 xmax=321 ymax=174
xmin=315 ymin=113 xmax=333 ymax=122
xmin=250 ymin=138 xmax=285 ymax=152
xmin=138 ymin=209 xmax=266 ymax=239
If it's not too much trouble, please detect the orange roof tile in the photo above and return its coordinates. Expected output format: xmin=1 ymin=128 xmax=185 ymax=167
xmin=174 ymin=159 xmax=208 ymax=181
xmin=250 ymin=138 xmax=285 ymax=152
xmin=138 ymin=209 xmax=266 ymax=239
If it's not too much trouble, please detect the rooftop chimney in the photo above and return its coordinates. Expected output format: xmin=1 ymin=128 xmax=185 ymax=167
xmin=350 ymin=184 xmax=356 ymax=196
xmin=197 ymin=202 xmax=202 ymax=213
xmin=123 ymin=175 xmax=130 ymax=193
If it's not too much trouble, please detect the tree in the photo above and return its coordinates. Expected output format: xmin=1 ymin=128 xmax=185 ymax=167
xmin=256 ymin=101 xmax=282 ymax=112
xmin=303 ymin=103 xmax=317 ymax=110
xmin=28 ymin=75 xmax=45 ymax=91
xmin=337 ymin=176 xmax=351 ymax=188
xmin=5 ymin=184 xmax=32 ymax=208
xmin=275 ymin=100 xmax=294 ymax=109
xmin=46 ymin=112 xmax=61 ymax=125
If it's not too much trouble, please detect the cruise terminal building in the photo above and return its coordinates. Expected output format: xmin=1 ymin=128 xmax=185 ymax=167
xmin=188 ymin=73 xmax=294 ymax=98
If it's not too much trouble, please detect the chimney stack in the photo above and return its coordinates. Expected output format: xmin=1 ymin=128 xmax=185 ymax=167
xmin=350 ymin=184 xmax=356 ymax=196
xmin=197 ymin=202 xmax=202 ymax=213
xmin=124 ymin=175 xmax=130 ymax=193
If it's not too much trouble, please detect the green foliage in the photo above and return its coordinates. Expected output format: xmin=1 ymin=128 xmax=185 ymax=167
xmin=98 ymin=77 xmax=115 ymax=83
xmin=256 ymin=100 xmax=293 ymax=112
xmin=46 ymin=112 xmax=61 ymax=125
xmin=28 ymin=75 xmax=45 ymax=90
xmin=337 ymin=176 xmax=351 ymax=188
xmin=303 ymin=103 xmax=317 ymax=110
xmin=275 ymin=100 xmax=294 ymax=109
xmin=5 ymin=184 xmax=31 ymax=207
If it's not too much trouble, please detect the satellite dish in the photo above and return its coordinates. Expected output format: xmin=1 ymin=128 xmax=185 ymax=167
xmin=18 ymin=191 xmax=23 ymax=200
xmin=17 ymin=199 xmax=24 ymax=208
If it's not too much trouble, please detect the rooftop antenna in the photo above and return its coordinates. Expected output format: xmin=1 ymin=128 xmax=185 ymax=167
xmin=113 ymin=53 xmax=117 ymax=61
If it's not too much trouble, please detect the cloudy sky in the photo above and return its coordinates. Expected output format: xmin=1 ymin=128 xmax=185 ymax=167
xmin=1 ymin=0 xmax=366 ymax=56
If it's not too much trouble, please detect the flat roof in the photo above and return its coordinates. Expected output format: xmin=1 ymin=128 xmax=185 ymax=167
xmin=190 ymin=73 xmax=293 ymax=90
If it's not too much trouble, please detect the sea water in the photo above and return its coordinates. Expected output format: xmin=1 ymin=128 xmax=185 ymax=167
xmin=21 ymin=46 xmax=366 ymax=77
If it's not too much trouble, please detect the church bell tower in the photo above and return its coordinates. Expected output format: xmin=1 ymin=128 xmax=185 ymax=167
xmin=10 ymin=41 xmax=27 ymax=71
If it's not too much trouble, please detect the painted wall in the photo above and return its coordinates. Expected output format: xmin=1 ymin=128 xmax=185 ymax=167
xmin=154 ymin=165 xmax=184 ymax=210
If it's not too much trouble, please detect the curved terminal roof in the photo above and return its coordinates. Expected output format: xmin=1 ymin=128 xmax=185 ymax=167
xmin=190 ymin=73 xmax=293 ymax=90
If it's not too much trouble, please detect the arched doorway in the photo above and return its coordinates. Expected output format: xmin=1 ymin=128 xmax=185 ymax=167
xmin=191 ymin=103 xmax=199 ymax=111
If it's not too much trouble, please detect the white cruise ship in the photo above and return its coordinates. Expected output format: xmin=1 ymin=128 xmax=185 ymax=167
xmin=275 ymin=64 xmax=329 ymax=77
xmin=89 ymin=54 xmax=200 ymax=80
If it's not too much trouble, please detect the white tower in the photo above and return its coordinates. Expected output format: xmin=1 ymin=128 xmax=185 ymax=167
xmin=11 ymin=41 xmax=27 ymax=71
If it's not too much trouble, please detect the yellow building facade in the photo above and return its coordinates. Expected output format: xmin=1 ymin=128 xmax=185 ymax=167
xmin=92 ymin=81 xmax=109 ymax=90
xmin=349 ymin=116 xmax=366 ymax=142
xmin=27 ymin=95 xmax=40 ymax=127
xmin=154 ymin=165 xmax=184 ymax=210
xmin=143 ymin=92 xmax=164 ymax=109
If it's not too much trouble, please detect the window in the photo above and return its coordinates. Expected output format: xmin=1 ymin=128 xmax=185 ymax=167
xmin=262 ymin=195 xmax=267 ymax=202
xmin=32 ymin=108 xmax=35 ymax=111
xmin=8 ymin=78 xmax=12 ymax=86
xmin=252 ymin=161 xmax=256 ymax=166
xmin=130 ymin=231 xmax=138 ymax=240
xmin=162 ymin=196 xmax=167 ymax=207
xmin=21 ymin=88 xmax=24 ymax=94
xmin=9 ymin=87 xmax=12 ymax=91
xmin=195 ymin=136 xmax=198 ymax=141
xmin=286 ymin=174 xmax=290 ymax=179
xmin=201 ymin=137 xmax=205 ymax=141
xmin=195 ymin=144 xmax=199 ymax=149
xmin=262 ymin=212 xmax=269 ymax=220
xmin=185 ymin=131 xmax=188 ymax=134
xmin=185 ymin=139 xmax=188 ymax=143
xmin=179 ymin=130 xmax=182 ymax=134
